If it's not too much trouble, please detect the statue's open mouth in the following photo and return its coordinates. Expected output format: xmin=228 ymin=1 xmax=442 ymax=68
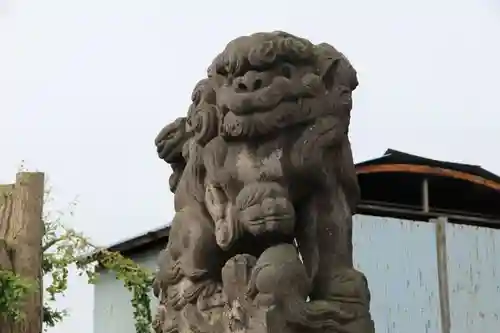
xmin=244 ymin=214 xmax=295 ymax=225
xmin=155 ymin=118 xmax=187 ymax=163
xmin=243 ymin=214 xmax=295 ymax=237
xmin=217 ymin=74 xmax=324 ymax=116
xmin=240 ymin=200 xmax=296 ymax=236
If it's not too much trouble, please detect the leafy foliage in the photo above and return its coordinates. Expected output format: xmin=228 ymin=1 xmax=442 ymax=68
xmin=0 ymin=179 xmax=155 ymax=333
xmin=0 ymin=270 xmax=34 ymax=322
xmin=97 ymin=250 xmax=154 ymax=333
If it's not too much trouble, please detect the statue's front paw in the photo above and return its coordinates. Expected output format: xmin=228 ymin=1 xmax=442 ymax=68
xmin=214 ymin=212 xmax=245 ymax=251
xmin=214 ymin=218 xmax=232 ymax=249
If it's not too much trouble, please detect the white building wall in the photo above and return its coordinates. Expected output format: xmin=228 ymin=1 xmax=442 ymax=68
xmin=93 ymin=215 xmax=500 ymax=333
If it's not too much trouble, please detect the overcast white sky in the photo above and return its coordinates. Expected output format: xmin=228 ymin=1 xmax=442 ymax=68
xmin=1 ymin=0 xmax=500 ymax=332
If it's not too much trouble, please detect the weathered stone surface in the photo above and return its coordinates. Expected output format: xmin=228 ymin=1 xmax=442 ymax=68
xmin=153 ymin=31 xmax=374 ymax=333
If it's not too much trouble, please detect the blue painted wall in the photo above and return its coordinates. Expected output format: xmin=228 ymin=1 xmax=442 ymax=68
xmin=93 ymin=215 xmax=500 ymax=333
xmin=446 ymin=223 xmax=500 ymax=332
xmin=353 ymin=215 xmax=442 ymax=333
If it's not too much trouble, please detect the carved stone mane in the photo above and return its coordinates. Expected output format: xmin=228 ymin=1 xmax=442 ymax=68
xmin=153 ymin=31 xmax=374 ymax=333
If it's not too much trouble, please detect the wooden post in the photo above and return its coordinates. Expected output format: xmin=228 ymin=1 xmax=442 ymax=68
xmin=434 ymin=216 xmax=451 ymax=333
xmin=0 ymin=172 xmax=45 ymax=333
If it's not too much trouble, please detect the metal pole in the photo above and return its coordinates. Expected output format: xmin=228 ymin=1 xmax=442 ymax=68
xmin=434 ymin=216 xmax=451 ymax=333
xmin=422 ymin=178 xmax=429 ymax=213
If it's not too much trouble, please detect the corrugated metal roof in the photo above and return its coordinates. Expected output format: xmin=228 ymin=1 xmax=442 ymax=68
xmin=357 ymin=149 xmax=500 ymax=184
xmin=103 ymin=224 xmax=170 ymax=256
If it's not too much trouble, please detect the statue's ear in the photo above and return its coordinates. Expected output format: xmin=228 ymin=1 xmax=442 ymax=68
xmin=316 ymin=43 xmax=342 ymax=90
xmin=319 ymin=57 xmax=340 ymax=90
xmin=320 ymin=56 xmax=359 ymax=91
xmin=316 ymin=43 xmax=358 ymax=91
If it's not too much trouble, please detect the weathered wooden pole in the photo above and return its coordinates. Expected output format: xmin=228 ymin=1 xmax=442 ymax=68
xmin=0 ymin=172 xmax=45 ymax=333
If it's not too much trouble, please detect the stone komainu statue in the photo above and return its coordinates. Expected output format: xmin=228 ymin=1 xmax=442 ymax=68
xmin=153 ymin=31 xmax=375 ymax=333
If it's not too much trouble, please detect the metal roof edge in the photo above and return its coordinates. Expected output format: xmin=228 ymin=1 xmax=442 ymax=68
xmin=103 ymin=224 xmax=170 ymax=255
xmin=357 ymin=148 xmax=500 ymax=184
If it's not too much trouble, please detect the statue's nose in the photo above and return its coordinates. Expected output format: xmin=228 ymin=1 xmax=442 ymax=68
xmin=233 ymin=71 xmax=263 ymax=92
